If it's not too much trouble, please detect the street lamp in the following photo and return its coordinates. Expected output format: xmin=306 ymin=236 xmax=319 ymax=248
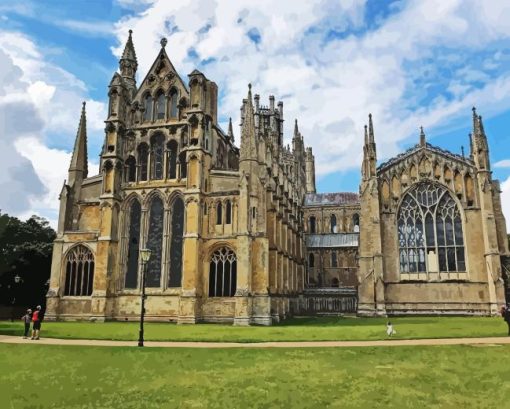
xmin=138 ymin=248 xmax=152 ymax=347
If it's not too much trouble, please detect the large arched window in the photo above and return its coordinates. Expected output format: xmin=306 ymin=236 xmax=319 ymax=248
xmin=125 ymin=200 xmax=141 ymax=288
xmin=146 ymin=196 xmax=164 ymax=287
xmin=169 ymin=88 xmax=178 ymax=118
xmin=168 ymin=197 xmax=184 ymax=287
xmin=209 ymin=248 xmax=237 ymax=297
xmin=138 ymin=143 xmax=148 ymax=181
xmin=309 ymin=216 xmax=316 ymax=233
xmin=330 ymin=214 xmax=337 ymax=233
xmin=398 ymin=182 xmax=465 ymax=274
xmin=143 ymin=94 xmax=153 ymax=122
xmin=155 ymin=90 xmax=165 ymax=120
xmin=151 ymin=134 xmax=165 ymax=180
xmin=167 ymin=140 xmax=178 ymax=179
xmin=126 ymin=156 xmax=136 ymax=182
xmin=64 ymin=245 xmax=94 ymax=296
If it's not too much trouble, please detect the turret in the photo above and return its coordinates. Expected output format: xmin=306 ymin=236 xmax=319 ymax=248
xmin=305 ymin=147 xmax=316 ymax=194
xmin=362 ymin=113 xmax=377 ymax=180
xmin=240 ymin=84 xmax=257 ymax=163
xmin=228 ymin=117 xmax=235 ymax=143
xmin=471 ymin=107 xmax=490 ymax=171
xmin=118 ymin=30 xmax=137 ymax=95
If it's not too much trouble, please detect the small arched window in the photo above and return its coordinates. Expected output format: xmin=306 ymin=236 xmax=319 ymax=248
xmin=309 ymin=216 xmax=316 ymax=233
xmin=179 ymin=151 xmax=187 ymax=178
xmin=331 ymin=252 xmax=337 ymax=267
xmin=64 ymin=245 xmax=95 ymax=296
xmin=169 ymin=88 xmax=178 ymax=118
xmin=143 ymin=94 xmax=153 ymax=122
xmin=353 ymin=214 xmax=360 ymax=233
xmin=309 ymin=253 xmax=314 ymax=268
xmin=209 ymin=248 xmax=237 ymax=297
xmin=138 ymin=143 xmax=149 ymax=181
xmin=216 ymin=202 xmax=223 ymax=225
xmin=225 ymin=200 xmax=232 ymax=224
xmin=167 ymin=140 xmax=178 ymax=179
xmin=126 ymin=156 xmax=136 ymax=182
xmin=330 ymin=214 xmax=337 ymax=233
xmin=155 ymin=91 xmax=165 ymax=120
xmin=151 ymin=134 xmax=165 ymax=180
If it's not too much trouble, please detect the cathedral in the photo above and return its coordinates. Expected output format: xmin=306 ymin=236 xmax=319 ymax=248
xmin=46 ymin=31 xmax=509 ymax=324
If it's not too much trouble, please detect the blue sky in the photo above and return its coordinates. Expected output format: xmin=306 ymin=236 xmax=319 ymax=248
xmin=1 ymin=0 xmax=510 ymax=228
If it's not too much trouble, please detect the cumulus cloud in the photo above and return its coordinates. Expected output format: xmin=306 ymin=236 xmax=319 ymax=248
xmin=112 ymin=0 xmax=510 ymax=176
xmin=494 ymin=159 xmax=510 ymax=168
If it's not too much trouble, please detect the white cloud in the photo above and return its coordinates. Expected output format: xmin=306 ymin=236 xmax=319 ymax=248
xmin=500 ymin=176 xmax=510 ymax=231
xmin=111 ymin=0 xmax=510 ymax=177
xmin=494 ymin=159 xmax=510 ymax=168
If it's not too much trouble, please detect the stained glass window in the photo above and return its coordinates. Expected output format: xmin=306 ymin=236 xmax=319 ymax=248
xmin=125 ymin=200 xmax=141 ymax=288
xmin=151 ymin=134 xmax=164 ymax=180
xmin=168 ymin=198 xmax=184 ymax=287
xmin=398 ymin=182 xmax=465 ymax=274
xmin=146 ymin=197 xmax=164 ymax=287
xmin=143 ymin=94 xmax=153 ymax=122
xmin=169 ymin=88 xmax=178 ymax=118
xmin=209 ymin=248 xmax=237 ymax=297
xmin=64 ymin=245 xmax=94 ymax=296
xmin=138 ymin=144 xmax=148 ymax=181
xmin=155 ymin=91 xmax=165 ymax=120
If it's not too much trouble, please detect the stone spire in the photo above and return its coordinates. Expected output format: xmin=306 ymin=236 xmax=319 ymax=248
xmin=294 ymin=119 xmax=299 ymax=138
xmin=69 ymin=102 xmax=88 ymax=183
xmin=119 ymin=30 xmax=137 ymax=86
xmin=420 ymin=126 xmax=426 ymax=146
xmin=240 ymin=84 xmax=257 ymax=161
xmin=364 ymin=124 xmax=368 ymax=145
xmin=228 ymin=117 xmax=234 ymax=143
xmin=368 ymin=113 xmax=375 ymax=144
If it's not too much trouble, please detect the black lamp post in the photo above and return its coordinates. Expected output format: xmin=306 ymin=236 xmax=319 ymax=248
xmin=138 ymin=248 xmax=152 ymax=347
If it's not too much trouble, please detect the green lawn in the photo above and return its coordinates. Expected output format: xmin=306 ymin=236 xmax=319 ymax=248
xmin=1 ymin=343 xmax=509 ymax=408
xmin=0 ymin=316 xmax=508 ymax=342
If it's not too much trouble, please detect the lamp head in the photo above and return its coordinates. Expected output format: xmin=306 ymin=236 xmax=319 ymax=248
xmin=140 ymin=248 xmax=152 ymax=263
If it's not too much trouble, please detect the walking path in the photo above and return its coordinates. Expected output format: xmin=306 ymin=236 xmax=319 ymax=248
xmin=1 ymin=334 xmax=510 ymax=348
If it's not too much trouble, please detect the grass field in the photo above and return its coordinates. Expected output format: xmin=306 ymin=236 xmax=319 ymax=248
xmin=1 ymin=343 xmax=510 ymax=408
xmin=1 ymin=316 xmax=508 ymax=342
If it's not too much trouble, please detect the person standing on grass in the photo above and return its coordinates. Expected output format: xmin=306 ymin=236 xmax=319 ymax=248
xmin=386 ymin=321 xmax=396 ymax=337
xmin=503 ymin=305 xmax=510 ymax=336
xmin=31 ymin=305 xmax=42 ymax=340
xmin=21 ymin=309 xmax=32 ymax=339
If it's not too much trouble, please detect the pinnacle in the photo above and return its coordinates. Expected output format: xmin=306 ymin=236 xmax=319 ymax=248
xmin=121 ymin=29 xmax=137 ymax=63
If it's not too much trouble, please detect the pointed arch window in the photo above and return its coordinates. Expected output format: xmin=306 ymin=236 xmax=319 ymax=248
xmin=330 ymin=214 xmax=337 ymax=233
xmin=126 ymin=156 xmax=136 ymax=182
xmin=64 ymin=245 xmax=94 ymax=296
xmin=168 ymin=197 xmax=184 ymax=287
xmin=179 ymin=151 xmax=187 ymax=178
xmin=309 ymin=216 xmax=316 ymax=233
xmin=125 ymin=200 xmax=141 ymax=288
xmin=216 ymin=202 xmax=223 ymax=225
xmin=169 ymin=88 xmax=178 ymax=118
xmin=143 ymin=94 xmax=153 ymax=122
xmin=398 ymin=182 xmax=465 ymax=275
xmin=209 ymin=248 xmax=237 ymax=297
xmin=309 ymin=253 xmax=315 ymax=268
xmin=167 ymin=140 xmax=178 ymax=179
xmin=155 ymin=91 xmax=165 ymax=120
xmin=353 ymin=214 xmax=360 ymax=233
xmin=146 ymin=196 xmax=164 ymax=287
xmin=331 ymin=252 xmax=337 ymax=267
xmin=225 ymin=200 xmax=232 ymax=224
xmin=151 ymin=134 xmax=165 ymax=180
xmin=138 ymin=143 xmax=148 ymax=181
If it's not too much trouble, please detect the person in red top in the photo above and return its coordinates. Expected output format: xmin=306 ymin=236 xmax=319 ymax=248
xmin=31 ymin=305 xmax=42 ymax=340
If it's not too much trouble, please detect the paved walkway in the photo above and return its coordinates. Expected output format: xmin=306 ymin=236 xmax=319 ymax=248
xmin=1 ymin=334 xmax=510 ymax=348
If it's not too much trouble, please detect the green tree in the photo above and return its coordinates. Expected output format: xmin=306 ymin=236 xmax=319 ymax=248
xmin=0 ymin=212 xmax=56 ymax=308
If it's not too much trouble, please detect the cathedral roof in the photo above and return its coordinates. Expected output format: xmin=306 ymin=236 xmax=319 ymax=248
xmin=306 ymin=233 xmax=359 ymax=248
xmin=377 ymin=142 xmax=473 ymax=173
xmin=304 ymin=192 xmax=359 ymax=206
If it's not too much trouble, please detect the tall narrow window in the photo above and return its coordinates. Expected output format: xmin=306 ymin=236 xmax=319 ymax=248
xmin=146 ymin=197 xmax=164 ymax=287
xmin=126 ymin=156 xmax=136 ymax=182
xmin=330 ymin=214 xmax=337 ymax=233
xmin=353 ymin=214 xmax=360 ymax=233
xmin=155 ymin=91 xmax=165 ymax=120
xmin=138 ymin=144 xmax=148 ymax=181
xmin=167 ymin=140 xmax=178 ymax=179
xmin=398 ymin=182 xmax=465 ymax=274
xmin=168 ymin=197 xmax=184 ymax=287
xmin=309 ymin=216 xmax=316 ymax=233
xmin=309 ymin=253 xmax=315 ymax=268
xmin=179 ymin=152 xmax=187 ymax=178
xmin=151 ymin=134 xmax=164 ymax=180
xmin=143 ymin=94 xmax=153 ymax=122
xmin=331 ymin=252 xmax=337 ymax=267
xmin=209 ymin=248 xmax=237 ymax=297
xmin=225 ymin=200 xmax=232 ymax=224
xmin=125 ymin=200 xmax=141 ymax=288
xmin=216 ymin=202 xmax=222 ymax=225
xmin=169 ymin=88 xmax=178 ymax=118
xmin=64 ymin=245 xmax=94 ymax=296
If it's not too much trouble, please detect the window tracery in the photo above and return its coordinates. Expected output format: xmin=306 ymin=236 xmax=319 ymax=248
xmin=64 ymin=245 xmax=94 ymax=296
xmin=146 ymin=196 xmax=164 ymax=287
xmin=209 ymin=248 xmax=237 ymax=297
xmin=151 ymin=134 xmax=164 ymax=180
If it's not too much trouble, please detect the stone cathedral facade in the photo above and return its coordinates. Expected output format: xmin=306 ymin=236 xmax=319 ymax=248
xmin=47 ymin=31 xmax=508 ymax=324
xmin=46 ymin=32 xmax=315 ymax=324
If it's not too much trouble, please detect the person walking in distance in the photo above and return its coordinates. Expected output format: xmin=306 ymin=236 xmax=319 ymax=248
xmin=386 ymin=321 xmax=396 ymax=337
xmin=31 ymin=305 xmax=42 ymax=340
xmin=21 ymin=309 xmax=32 ymax=339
